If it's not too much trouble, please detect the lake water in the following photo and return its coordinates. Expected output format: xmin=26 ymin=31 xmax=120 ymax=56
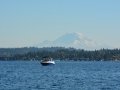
xmin=0 ymin=61 xmax=120 ymax=90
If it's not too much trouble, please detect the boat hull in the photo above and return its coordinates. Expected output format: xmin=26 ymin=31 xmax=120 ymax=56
xmin=41 ymin=57 xmax=55 ymax=66
xmin=41 ymin=61 xmax=55 ymax=66
xmin=41 ymin=62 xmax=55 ymax=66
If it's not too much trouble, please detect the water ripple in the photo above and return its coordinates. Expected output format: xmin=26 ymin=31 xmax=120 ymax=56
xmin=0 ymin=61 xmax=120 ymax=90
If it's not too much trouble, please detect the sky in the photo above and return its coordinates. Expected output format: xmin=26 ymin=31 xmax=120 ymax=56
xmin=0 ymin=0 xmax=120 ymax=48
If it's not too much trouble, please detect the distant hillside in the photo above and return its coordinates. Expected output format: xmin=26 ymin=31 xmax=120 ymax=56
xmin=0 ymin=47 xmax=120 ymax=61
xmin=0 ymin=47 xmax=66 ymax=56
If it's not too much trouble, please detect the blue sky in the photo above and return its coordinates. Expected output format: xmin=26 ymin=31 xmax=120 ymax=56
xmin=0 ymin=0 xmax=120 ymax=48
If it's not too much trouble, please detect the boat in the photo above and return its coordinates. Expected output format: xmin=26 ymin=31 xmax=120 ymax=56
xmin=41 ymin=56 xmax=55 ymax=66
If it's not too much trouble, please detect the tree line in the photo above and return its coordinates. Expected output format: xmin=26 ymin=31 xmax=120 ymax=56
xmin=0 ymin=47 xmax=120 ymax=61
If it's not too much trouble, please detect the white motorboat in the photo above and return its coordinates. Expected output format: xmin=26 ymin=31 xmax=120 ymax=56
xmin=41 ymin=56 xmax=55 ymax=66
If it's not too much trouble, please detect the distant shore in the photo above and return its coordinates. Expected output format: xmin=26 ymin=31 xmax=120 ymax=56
xmin=0 ymin=47 xmax=120 ymax=61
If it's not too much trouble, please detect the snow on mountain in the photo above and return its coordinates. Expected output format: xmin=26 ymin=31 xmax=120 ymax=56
xmin=37 ymin=32 xmax=105 ymax=50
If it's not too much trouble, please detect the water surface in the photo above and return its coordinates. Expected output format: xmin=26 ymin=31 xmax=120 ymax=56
xmin=0 ymin=61 xmax=120 ymax=90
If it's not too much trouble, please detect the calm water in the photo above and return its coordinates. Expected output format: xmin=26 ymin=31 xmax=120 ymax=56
xmin=0 ymin=61 xmax=120 ymax=90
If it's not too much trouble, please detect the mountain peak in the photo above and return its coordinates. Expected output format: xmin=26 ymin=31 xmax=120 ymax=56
xmin=37 ymin=32 xmax=104 ymax=50
xmin=55 ymin=32 xmax=85 ymax=42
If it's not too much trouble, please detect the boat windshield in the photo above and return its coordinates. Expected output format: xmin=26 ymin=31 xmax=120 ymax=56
xmin=42 ymin=57 xmax=52 ymax=61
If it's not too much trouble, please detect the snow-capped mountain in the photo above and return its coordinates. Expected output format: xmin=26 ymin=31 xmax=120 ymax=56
xmin=37 ymin=32 xmax=105 ymax=50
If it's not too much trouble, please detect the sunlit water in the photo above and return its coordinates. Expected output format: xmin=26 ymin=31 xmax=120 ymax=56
xmin=0 ymin=61 xmax=120 ymax=90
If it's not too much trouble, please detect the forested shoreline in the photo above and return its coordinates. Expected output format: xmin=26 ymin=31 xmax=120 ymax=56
xmin=0 ymin=47 xmax=120 ymax=61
